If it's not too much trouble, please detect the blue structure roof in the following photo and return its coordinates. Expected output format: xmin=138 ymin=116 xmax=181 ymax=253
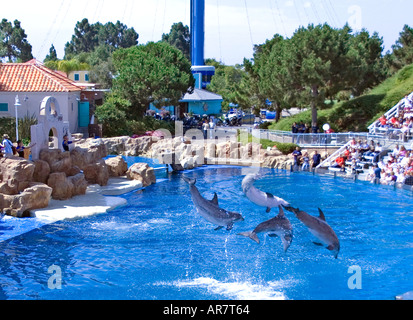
xmin=180 ymin=88 xmax=223 ymax=102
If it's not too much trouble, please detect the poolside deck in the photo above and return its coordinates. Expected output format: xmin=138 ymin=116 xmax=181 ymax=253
xmin=0 ymin=177 xmax=144 ymax=242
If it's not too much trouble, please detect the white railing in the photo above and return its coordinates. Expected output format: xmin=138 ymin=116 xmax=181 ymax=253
xmin=316 ymin=141 xmax=352 ymax=169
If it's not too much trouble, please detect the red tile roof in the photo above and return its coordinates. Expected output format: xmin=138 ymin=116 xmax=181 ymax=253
xmin=0 ymin=60 xmax=82 ymax=92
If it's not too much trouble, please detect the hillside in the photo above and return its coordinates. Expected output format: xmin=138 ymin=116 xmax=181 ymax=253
xmin=270 ymin=63 xmax=413 ymax=132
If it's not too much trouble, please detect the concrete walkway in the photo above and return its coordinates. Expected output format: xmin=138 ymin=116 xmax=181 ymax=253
xmin=0 ymin=177 xmax=143 ymax=242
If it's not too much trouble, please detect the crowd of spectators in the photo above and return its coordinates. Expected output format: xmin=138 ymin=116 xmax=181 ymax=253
xmin=366 ymin=143 xmax=413 ymax=186
xmin=376 ymin=94 xmax=413 ymax=140
xmin=326 ymin=137 xmax=413 ymax=186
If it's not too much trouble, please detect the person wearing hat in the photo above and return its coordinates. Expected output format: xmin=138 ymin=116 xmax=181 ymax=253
xmin=2 ymin=134 xmax=14 ymax=158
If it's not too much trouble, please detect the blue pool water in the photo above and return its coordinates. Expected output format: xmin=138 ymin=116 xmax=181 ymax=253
xmin=0 ymin=162 xmax=412 ymax=300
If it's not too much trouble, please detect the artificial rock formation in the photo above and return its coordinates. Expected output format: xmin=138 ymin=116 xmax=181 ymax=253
xmin=126 ymin=163 xmax=156 ymax=187
xmin=105 ymin=156 xmax=128 ymax=177
xmin=0 ymin=182 xmax=52 ymax=218
xmin=0 ymin=139 xmax=112 ymax=217
xmin=0 ymin=157 xmax=52 ymax=217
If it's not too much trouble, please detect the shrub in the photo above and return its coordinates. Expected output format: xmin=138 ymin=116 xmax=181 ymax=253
xmin=239 ymin=133 xmax=298 ymax=155
xmin=259 ymin=121 xmax=272 ymax=130
xmin=0 ymin=117 xmax=16 ymax=141
xmin=272 ymin=142 xmax=298 ymax=155
xmin=0 ymin=115 xmax=37 ymax=142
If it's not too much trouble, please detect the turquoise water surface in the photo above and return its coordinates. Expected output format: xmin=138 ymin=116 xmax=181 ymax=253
xmin=0 ymin=159 xmax=412 ymax=300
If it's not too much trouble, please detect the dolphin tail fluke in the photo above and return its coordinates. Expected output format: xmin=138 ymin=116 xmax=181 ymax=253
xmin=238 ymin=232 xmax=260 ymax=244
xmin=281 ymin=237 xmax=291 ymax=253
xmin=182 ymin=176 xmax=196 ymax=185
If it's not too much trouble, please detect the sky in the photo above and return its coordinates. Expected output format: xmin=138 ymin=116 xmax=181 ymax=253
xmin=1 ymin=0 xmax=412 ymax=66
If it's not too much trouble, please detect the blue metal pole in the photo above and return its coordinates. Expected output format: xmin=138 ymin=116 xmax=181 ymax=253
xmin=191 ymin=0 xmax=205 ymax=66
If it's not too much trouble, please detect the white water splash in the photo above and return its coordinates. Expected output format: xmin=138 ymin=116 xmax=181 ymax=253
xmin=155 ymin=277 xmax=288 ymax=300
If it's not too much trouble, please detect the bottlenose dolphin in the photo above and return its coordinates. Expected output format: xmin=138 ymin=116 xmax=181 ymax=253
xmin=183 ymin=176 xmax=244 ymax=231
xmin=242 ymin=173 xmax=289 ymax=213
xmin=238 ymin=206 xmax=293 ymax=252
xmin=284 ymin=206 xmax=340 ymax=258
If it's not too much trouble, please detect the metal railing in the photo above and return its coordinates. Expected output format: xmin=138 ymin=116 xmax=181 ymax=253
xmin=242 ymin=128 xmax=410 ymax=147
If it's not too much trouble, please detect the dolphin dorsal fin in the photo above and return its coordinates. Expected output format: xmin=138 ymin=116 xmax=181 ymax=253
xmin=318 ymin=208 xmax=326 ymax=221
xmin=210 ymin=193 xmax=219 ymax=205
xmin=277 ymin=206 xmax=285 ymax=217
xmin=266 ymin=192 xmax=274 ymax=199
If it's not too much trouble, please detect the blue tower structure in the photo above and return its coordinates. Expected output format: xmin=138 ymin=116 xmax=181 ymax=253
xmin=190 ymin=0 xmax=215 ymax=89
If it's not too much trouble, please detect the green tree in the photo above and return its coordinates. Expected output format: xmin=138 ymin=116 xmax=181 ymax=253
xmin=206 ymin=59 xmax=252 ymax=112
xmin=98 ymin=21 xmax=138 ymax=49
xmin=287 ymin=24 xmax=348 ymax=126
xmin=64 ymin=18 xmax=138 ymax=59
xmin=44 ymin=58 xmax=89 ymax=76
xmin=64 ymin=18 xmax=99 ymax=58
xmin=286 ymin=24 xmax=386 ymax=126
xmin=251 ymin=35 xmax=296 ymax=122
xmin=94 ymin=94 xmax=131 ymax=137
xmin=162 ymin=22 xmax=190 ymax=60
xmin=111 ymin=41 xmax=195 ymax=119
xmin=0 ymin=19 xmax=33 ymax=62
xmin=348 ymin=30 xmax=388 ymax=97
xmin=44 ymin=44 xmax=58 ymax=62
xmin=87 ymin=44 xmax=116 ymax=89
xmin=249 ymin=24 xmax=387 ymax=126
xmin=391 ymin=25 xmax=413 ymax=69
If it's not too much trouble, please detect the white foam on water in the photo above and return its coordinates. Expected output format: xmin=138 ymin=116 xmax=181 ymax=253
xmin=89 ymin=218 xmax=171 ymax=233
xmin=155 ymin=277 xmax=288 ymax=300
xmin=147 ymin=218 xmax=170 ymax=225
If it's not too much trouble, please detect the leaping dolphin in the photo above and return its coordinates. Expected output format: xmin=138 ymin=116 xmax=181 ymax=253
xmin=242 ymin=173 xmax=289 ymax=213
xmin=284 ymin=206 xmax=340 ymax=259
xmin=183 ymin=176 xmax=244 ymax=231
xmin=238 ymin=206 xmax=293 ymax=252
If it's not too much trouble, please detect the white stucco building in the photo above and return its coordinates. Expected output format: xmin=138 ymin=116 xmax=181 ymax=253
xmin=0 ymin=60 xmax=83 ymax=135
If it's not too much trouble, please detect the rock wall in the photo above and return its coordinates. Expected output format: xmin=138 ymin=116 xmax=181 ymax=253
xmin=91 ymin=135 xmax=295 ymax=171
xmin=0 ymin=157 xmax=52 ymax=217
xmin=102 ymin=136 xmax=156 ymax=157
xmin=36 ymin=139 xmax=109 ymax=201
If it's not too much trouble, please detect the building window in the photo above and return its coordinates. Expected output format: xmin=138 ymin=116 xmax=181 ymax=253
xmin=85 ymin=73 xmax=89 ymax=82
xmin=0 ymin=103 xmax=8 ymax=112
xmin=74 ymin=74 xmax=80 ymax=81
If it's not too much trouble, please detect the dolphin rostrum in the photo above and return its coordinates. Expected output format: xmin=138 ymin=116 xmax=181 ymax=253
xmin=242 ymin=173 xmax=289 ymax=213
xmin=183 ymin=176 xmax=244 ymax=231
xmin=238 ymin=206 xmax=293 ymax=252
xmin=283 ymin=206 xmax=340 ymax=258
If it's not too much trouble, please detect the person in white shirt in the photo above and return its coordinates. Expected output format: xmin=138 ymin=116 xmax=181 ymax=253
xmin=2 ymin=134 xmax=14 ymax=157
xmin=209 ymin=119 xmax=216 ymax=139
xmin=404 ymin=95 xmax=413 ymax=112
xmin=202 ymin=120 xmax=209 ymax=140
xmin=392 ymin=144 xmax=400 ymax=158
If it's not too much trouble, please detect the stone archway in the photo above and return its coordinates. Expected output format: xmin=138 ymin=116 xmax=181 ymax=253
xmin=48 ymin=127 xmax=59 ymax=150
